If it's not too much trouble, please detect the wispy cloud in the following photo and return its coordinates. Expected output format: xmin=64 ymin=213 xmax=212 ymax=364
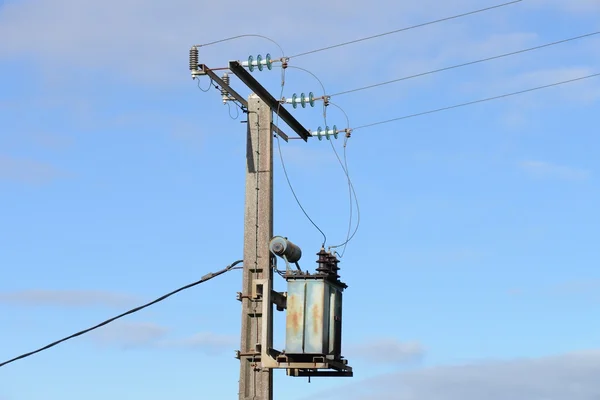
xmin=347 ymin=338 xmax=426 ymax=364
xmin=441 ymin=32 xmax=539 ymax=62
xmin=0 ymin=0 xmax=515 ymax=84
xmin=305 ymin=350 xmax=600 ymax=400
xmin=28 ymin=131 xmax=73 ymax=151
xmin=510 ymin=280 xmax=600 ymax=299
xmin=89 ymin=324 xmax=236 ymax=355
xmin=0 ymin=155 xmax=67 ymax=185
xmin=512 ymin=67 xmax=600 ymax=104
xmin=518 ymin=160 xmax=591 ymax=181
xmin=159 ymin=331 xmax=237 ymax=355
xmin=552 ymin=280 xmax=600 ymax=296
xmin=90 ymin=322 xmax=169 ymax=349
xmin=0 ymin=289 xmax=140 ymax=308
xmin=529 ymin=0 xmax=600 ymax=13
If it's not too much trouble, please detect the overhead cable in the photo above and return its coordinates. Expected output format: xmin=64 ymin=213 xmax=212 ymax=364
xmin=274 ymin=68 xmax=328 ymax=246
xmin=0 ymin=260 xmax=244 ymax=368
xmin=352 ymin=73 xmax=600 ymax=131
xmin=288 ymin=0 xmax=523 ymax=59
xmin=281 ymin=66 xmax=360 ymax=253
xmin=331 ymin=31 xmax=600 ymax=97
xmin=326 ymin=102 xmax=361 ymax=257
xmin=196 ymin=34 xmax=285 ymax=58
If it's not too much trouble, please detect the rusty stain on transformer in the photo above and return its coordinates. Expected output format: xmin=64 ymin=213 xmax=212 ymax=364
xmin=287 ymin=294 xmax=301 ymax=334
xmin=311 ymin=303 xmax=321 ymax=335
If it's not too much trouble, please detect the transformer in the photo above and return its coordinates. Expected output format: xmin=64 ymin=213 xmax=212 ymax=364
xmin=278 ymin=247 xmax=352 ymax=377
xmin=286 ymin=275 xmax=344 ymax=357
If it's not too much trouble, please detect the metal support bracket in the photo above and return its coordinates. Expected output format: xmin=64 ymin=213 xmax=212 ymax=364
xmin=229 ymin=61 xmax=309 ymax=141
xmin=200 ymin=64 xmax=289 ymax=142
xmin=271 ymin=291 xmax=287 ymax=311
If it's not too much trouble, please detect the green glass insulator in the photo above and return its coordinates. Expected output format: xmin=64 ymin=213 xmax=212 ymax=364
xmin=248 ymin=55 xmax=254 ymax=72
xmin=266 ymin=53 xmax=273 ymax=70
xmin=257 ymin=54 xmax=263 ymax=71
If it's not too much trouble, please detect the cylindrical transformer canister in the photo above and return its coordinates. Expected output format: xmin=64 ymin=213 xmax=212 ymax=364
xmin=269 ymin=236 xmax=302 ymax=263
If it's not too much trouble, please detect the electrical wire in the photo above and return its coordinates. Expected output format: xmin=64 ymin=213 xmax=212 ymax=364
xmin=196 ymin=34 xmax=285 ymax=58
xmin=327 ymin=102 xmax=361 ymax=257
xmin=282 ymin=67 xmax=360 ymax=254
xmin=276 ymin=63 xmax=360 ymax=254
xmin=274 ymin=69 xmax=328 ymax=246
xmin=352 ymin=72 xmax=600 ymax=131
xmin=198 ymin=77 xmax=245 ymax=117
xmin=227 ymin=101 xmax=240 ymax=120
xmin=0 ymin=259 xmax=244 ymax=368
xmin=197 ymin=76 xmax=213 ymax=92
xmin=288 ymin=0 xmax=522 ymax=59
xmin=279 ymin=66 xmax=361 ymax=254
xmin=331 ymin=30 xmax=600 ymax=97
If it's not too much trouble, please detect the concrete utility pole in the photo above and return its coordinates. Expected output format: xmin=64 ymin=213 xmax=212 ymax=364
xmin=238 ymin=95 xmax=274 ymax=400
xmin=190 ymin=51 xmax=353 ymax=400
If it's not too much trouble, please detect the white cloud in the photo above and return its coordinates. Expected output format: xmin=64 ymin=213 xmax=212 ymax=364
xmin=26 ymin=131 xmax=73 ymax=151
xmin=552 ymin=280 xmax=600 ymax=296
xmin=1 ymin=130 xmax=73 ymax=152
xmin=83 ymin=319 xmax=235 ymax=353
xmin=307 ymin=350 xmax=600 ymax=400
xmin=87 ymin=324 xmax=237 ymax=354
xmin=159 ymin=331 xmax=237 ymax=355
xmin=440 ymin=32 xmax=539 ymax=62
xmin=0 ymin=155 xmax=67 ymax=185
xmin=0 ymin=289 xmax=139 ymax=308
xmin=513 ymin=67 xmax=600 ymax=104
xmin=0 ymin=0 xmax=520 ymax=84
xmin=528 ymin=0 xmax=600 ymax=13
xmin=90 ymin=322 xmax=168 ymax=348
xmin=347 ymin=338 xmax=425 ymax=364
xmin=518 ymin=160 xmax=591 ymax=181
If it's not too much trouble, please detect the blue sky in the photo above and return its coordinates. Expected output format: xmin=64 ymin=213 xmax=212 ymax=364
xmin=1 ymin=0 xmax=600 ymax=399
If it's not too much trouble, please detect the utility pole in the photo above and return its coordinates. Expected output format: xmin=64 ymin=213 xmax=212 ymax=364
xmin=238 ymin=94 xmax=274 ymax=400
xmin=190 ymin=49 xmax=353 ymax=400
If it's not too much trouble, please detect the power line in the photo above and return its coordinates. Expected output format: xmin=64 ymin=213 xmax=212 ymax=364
xmin=227 ymin=101 xmax=240 ymax=120
xmin=288 ymin=0 xmax=522 ymax=59
xmin=196 ymin=34 xmax=285 ymax=58
xmin=274 ymin=68 xmax=328 ymax=246
xmin=197 ymin=76 xmax=214 ymax=92
xmin=0 ymin=259 xmax=244 ymax=368
xmin=326 ymin=102 xmax=361 ymax=257
xmin=331 ymin=31 xmax=600 ymax=97
xmin=352 ymin=73 xmax=600 ymax=131
xmin=281 ymin=67 xmax=360 ymax=253
xmin=339 ymin=136 xmax=360 ymax=259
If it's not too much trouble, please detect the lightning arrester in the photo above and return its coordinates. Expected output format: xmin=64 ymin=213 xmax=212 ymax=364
xmin=190 ymin=46 xmax=203 ymax=78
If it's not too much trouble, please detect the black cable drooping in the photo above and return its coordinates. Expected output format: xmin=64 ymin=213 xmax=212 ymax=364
xmin=326 ymin=102 xmax=361 ymax=257
xmin=274 ymin=68 xmax=328 ymax=246
xmin=0 ymin=260 xmax=243 ymax=368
